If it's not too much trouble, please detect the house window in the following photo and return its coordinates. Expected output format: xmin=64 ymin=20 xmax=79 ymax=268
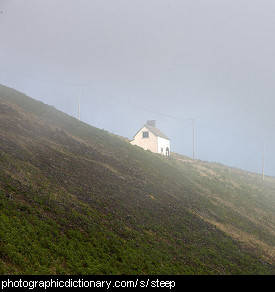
xmin=142 ymin=131 xmax=149 ymax=138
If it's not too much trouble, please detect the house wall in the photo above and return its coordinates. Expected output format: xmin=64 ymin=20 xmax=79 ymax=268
xmin=158 ymin=136 xmax=170 ymax=156
xmin=130 ymin=126 xmax=158 ymax=153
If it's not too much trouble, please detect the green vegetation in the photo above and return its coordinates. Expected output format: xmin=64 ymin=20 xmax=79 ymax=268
xmin=0 ymin=85 xmax=274 ymax=275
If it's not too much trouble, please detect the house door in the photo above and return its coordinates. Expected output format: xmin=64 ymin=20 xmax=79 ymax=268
xmin=166 ymin=147 xmax=169 ymax=156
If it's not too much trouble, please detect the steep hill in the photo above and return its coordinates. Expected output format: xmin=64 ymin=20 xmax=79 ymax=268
xmin=0 ymin=85 xmax=274 ymax=275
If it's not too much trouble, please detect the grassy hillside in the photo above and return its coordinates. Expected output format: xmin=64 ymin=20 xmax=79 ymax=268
xmin=0 ymin=85 xmax=274 ymax=275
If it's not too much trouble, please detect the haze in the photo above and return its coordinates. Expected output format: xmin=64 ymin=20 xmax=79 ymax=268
xmin=1 ymin=0 xmax=274 ymax=176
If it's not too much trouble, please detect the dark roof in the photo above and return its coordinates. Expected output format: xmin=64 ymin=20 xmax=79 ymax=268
xmin=133 ymin=124 xmax=170 ymax=140
xmin=146 ymin=124 xmax=170 ymax=140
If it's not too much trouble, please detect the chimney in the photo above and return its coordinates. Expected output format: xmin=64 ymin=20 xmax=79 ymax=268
xmin=147 ymin=120 xmax=156 ymax=127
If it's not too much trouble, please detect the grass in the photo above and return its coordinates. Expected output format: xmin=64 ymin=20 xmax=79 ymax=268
xmin=0 ymin=84 xmax=274 ymax=275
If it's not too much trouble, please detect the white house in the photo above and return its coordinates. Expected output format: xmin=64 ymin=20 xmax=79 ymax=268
xmin=130 ymin=120 xmax=171 ymax=156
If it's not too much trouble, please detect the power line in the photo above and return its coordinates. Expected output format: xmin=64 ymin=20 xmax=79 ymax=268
xmin=1 ymin=69 xmax=269 ymax=176
xmin=0 ymin=68 xmax=264 ymax=141
xmin=0 ymin=67 xmax=78 ymax=87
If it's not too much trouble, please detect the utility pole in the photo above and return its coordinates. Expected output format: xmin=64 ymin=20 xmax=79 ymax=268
xmin=78 ymin=85 xmax=82 ymax=121
xmin=262 ymin=138 xmax=265 ymax=181
xmin=192 ymin=118 xmax=195 ymax=162
xmin=185 ymin=116 xmax=195 ymax=162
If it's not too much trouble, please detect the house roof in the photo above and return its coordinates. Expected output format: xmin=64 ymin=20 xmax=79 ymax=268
xmin=133 ymin=124 xmax=170 ymax=140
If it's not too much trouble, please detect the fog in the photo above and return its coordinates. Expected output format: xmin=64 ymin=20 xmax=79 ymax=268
xmin=1 ymin=0 xmax=274 ymax=176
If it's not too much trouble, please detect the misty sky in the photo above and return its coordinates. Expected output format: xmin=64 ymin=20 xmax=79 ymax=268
xmin=1 ymin=0 xmax=275 ymax=176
